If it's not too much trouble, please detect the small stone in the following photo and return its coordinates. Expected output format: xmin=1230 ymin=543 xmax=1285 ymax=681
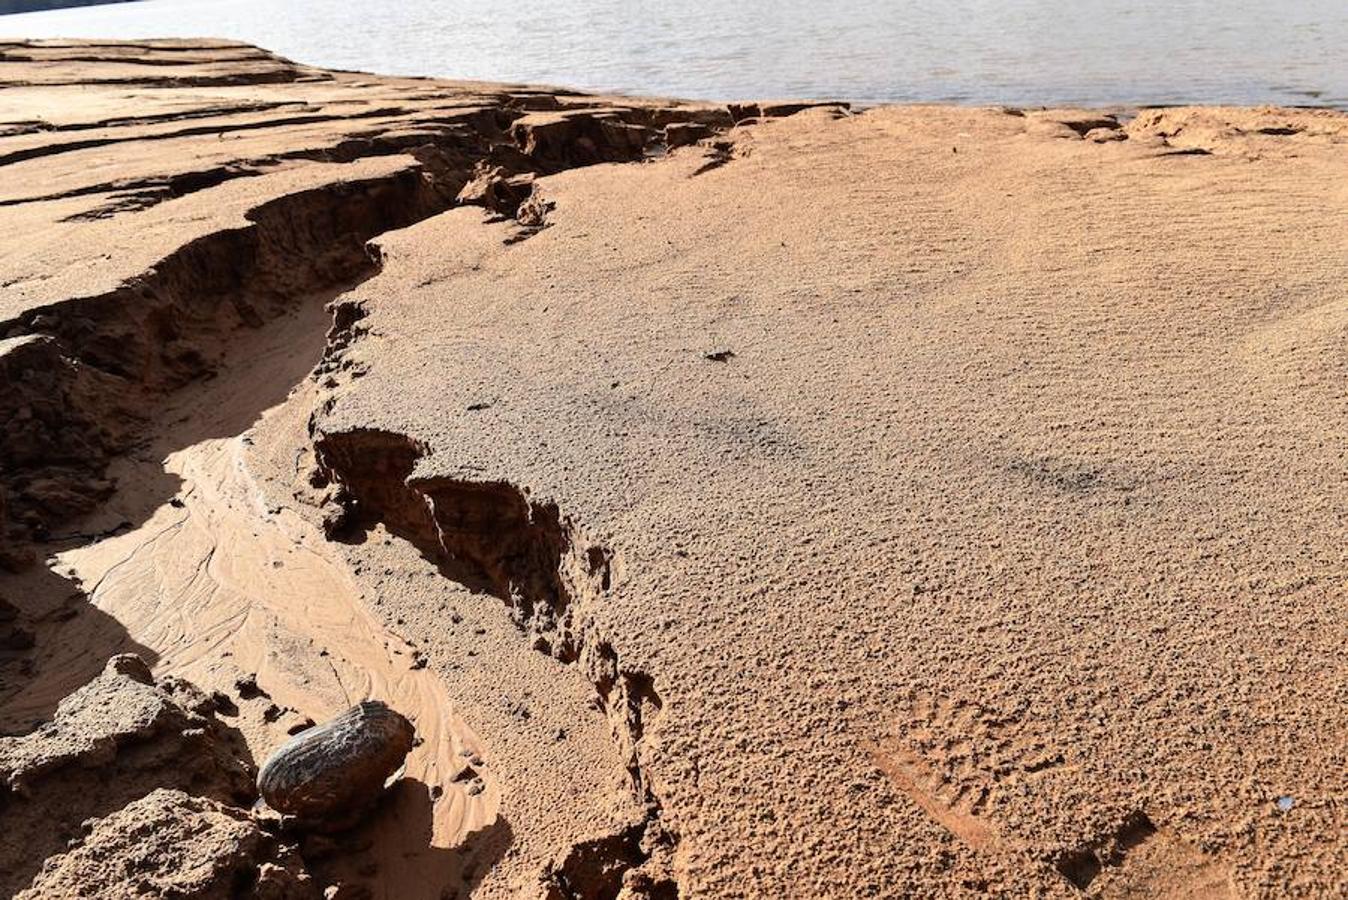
xmin=105 ymin=653 xmax=153 ymax=685
xmin=235 ymin=673 xmax=264 ymax=699
xmin=209 ymin=691 xmax=239 ymax=716
xmin=1085 ymin=127 xmax=1128 ymax=142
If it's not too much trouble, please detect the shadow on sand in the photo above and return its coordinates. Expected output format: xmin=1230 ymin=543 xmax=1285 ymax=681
xmin=0 ymin=295 xmax=336 ymax=732
xmin=306 ymin=777 xmax=514 ymax=900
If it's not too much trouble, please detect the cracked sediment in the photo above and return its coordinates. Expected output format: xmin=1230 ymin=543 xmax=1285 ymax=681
xmin=0 ymin=39 xmax=738 ymax=899
xmin=3 ymin=38 xmax=1348 ymax=900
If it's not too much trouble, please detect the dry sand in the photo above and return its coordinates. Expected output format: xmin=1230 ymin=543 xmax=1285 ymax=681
xmin=0 ymin=39 xmax=1345 ymax=900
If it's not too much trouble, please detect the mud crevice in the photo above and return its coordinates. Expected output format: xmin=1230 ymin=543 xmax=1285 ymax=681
xmin=0 ymin=106 xmax=409 ymax=168
xmin=2 ymin=100 xmax=306 ymax=136
xmin=0 ymin=166 xmax=451 ymax=551
xmin=312 ymin=429 xmax=679 ymax=897
xmin=0 ymin=69 xmax=325 ymax=90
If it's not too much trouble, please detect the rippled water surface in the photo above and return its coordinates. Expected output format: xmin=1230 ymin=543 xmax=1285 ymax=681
xmin=3 ymin=0 xmax=1346 ymax=108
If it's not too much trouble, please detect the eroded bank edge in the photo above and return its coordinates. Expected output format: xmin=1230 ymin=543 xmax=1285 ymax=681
xmin=0 ymin=94 xmax=852 ymax=896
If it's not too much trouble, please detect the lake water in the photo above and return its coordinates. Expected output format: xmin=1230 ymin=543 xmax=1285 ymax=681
xmin=3 ymin=0 xmax=1346 ymax=109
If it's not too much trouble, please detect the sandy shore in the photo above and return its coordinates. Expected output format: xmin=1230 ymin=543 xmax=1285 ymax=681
xmin=0 ymin=39 xmax=1345 ymax=899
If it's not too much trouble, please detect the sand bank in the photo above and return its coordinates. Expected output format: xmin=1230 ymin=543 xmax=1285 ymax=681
xmin=0 ymin=39 xmax=1345 ymax=899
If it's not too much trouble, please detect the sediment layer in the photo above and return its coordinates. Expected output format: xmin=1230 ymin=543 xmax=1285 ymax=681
xmin=1 ymin=37 xmax=1346 ymax=900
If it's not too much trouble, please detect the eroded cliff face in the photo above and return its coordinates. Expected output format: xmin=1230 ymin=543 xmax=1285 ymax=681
xmin=312 ymin=429 xmax=680 ymax=897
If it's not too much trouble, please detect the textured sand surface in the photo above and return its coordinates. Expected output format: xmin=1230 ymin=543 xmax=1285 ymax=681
xmin=0 ymin=39 xmax=1345 ymax=900
xmin=310 ymin=105 xmax=1348 ymax=897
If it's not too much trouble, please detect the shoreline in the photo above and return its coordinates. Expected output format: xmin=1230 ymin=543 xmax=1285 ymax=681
xmin=1 ymin=39 xmax=1346 ymax=899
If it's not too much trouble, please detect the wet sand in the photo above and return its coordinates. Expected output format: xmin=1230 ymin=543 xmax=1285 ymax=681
xmin=1 ymin=39 xmax=1346 ymax=900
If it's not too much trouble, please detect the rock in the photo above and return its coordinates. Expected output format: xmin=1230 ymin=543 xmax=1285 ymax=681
xmin=236 ymin=672 xmax=266 ymax=699
xmin=1085 ymin=127 xmax=1128 ymax=142
xmin=0 ymin=656 xmax=257 ymax=897
xmin=105 ymin=652 xmax=154 ymax=685
xmin=515 ymin=188 xmax=556 ymax=228
xmin=0 ymin=654 xmax=251 ymax=798
xmin=210 ymin=690 xmax=240 ymax=716
xmin=256 ymin=858 xmax=319 ymax=900
xmin=1051 ymin=114 xmax=1122 ymax=137
xmin=509 ymin=111 xmax=654 ymax=173
xmin=257 ymin=700 xmax=415 ymax=827
xmin=456 ymin=163 xmax=536 ymax=217
xmin=16 ymin=789 xmax=317 ymax=900
xmin=664 ymin=122 xmax=712 ymax=148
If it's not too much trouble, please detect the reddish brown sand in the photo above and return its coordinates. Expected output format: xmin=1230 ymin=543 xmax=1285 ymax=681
xmin=0 ymin=39 xmax=1345 ymax=900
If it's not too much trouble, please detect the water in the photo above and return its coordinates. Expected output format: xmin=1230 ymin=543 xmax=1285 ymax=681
xmin=3 ymin=0 xmax=1346 ymax=108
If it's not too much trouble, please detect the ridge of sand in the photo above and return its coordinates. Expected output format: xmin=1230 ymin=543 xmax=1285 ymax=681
xmin=1 ymin=38 xmax=1346 ymax=900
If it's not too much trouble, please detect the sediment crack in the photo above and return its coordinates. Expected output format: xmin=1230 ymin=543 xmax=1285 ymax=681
xmin=0 ymin=77 xmax=757 ymax=894
xmin=0 ymin=95 xmax=737 ymax=556
xmin=312 ymin=430 xmax=680 ymax=898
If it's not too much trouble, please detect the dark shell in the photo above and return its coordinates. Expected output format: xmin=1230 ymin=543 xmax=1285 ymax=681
xmin=257 ymin=700 xmax=415 ymax=822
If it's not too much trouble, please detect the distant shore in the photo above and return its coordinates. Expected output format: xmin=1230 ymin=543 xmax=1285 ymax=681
xmin=0 ymin=0 xmax=138 ymax=16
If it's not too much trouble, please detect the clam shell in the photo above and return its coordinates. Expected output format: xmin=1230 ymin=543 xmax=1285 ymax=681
xmin=257 ymin=700 xmax=415 ymax=821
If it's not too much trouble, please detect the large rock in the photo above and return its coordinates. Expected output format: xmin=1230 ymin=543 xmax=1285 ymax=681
xmin=16 ymin=788 xmax=317 ymax=900
xmin=0 ymin=654 xmax=252 ymax=797
xmin=0 ymin=655 xmax=256 ymax=896
xmin=257 ymin=700 xmax=414 ymax=828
